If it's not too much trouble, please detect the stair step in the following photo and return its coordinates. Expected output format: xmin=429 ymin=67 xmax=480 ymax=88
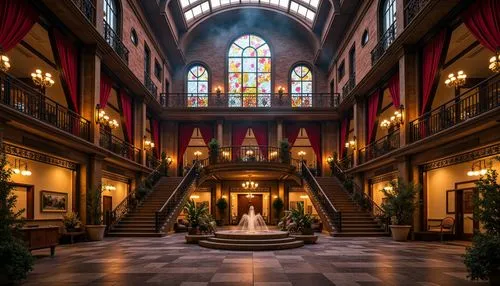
xmin=107 ymin=232 xmax=165 ymax=237
xmin=207 ymin=237 xmax=296 ymax=244
xmin=333 ymin=232 xmax=389 ymax=237
xmin=199 ymin=240 xmax=304 ymax=251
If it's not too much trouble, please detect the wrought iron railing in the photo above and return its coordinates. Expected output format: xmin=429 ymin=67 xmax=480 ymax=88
xmin=155 ymin=162 xmax=200 ymax=232
xmin=144 ymin=72 xmax=158 ymax=98
xmin=341 ymin=75 xmax=356 ymax=99
xmin=371 ymin=22 xmax=396 ymax=65
xmin=338 ymin=153 xmax=354 ymax=170
xmin=209 ymin=146 xmax=287 ymax=164
xmin=105 ymin=161 xmax=165 ymax=230
xmin=0 ymin=71 xmax=90 ymax=141
xmin=358 ymin=129 xmax=400 ymax=164
xmin=71 ymin=0 xmax=96 ymax=24
xmin=160 ymin=93 xmax=339 ymax=109
xmin=99 ymin=129 xmax=141 ymax=163
xmin=301 ymin=162 xmax=342 ymax=232
xmin=410 ymin=74 xmax=500 ymax=143
xmin=104 ymin=21 xmax=129 ymax=64
xmin=405 ymin=0 xmax=430 ymax=26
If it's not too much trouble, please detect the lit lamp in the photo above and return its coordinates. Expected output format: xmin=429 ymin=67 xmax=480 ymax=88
xmin=326 ymin=156 xmax=333 ymax=163
xmin=194 ymin=150 xmax=202 ymax=159
xmin=298 ymin=150 xmax=306 ymax=160
xmin=31 ymin=69 xmax=55 ymax=88
xmin=1 ymin=55 xmax=11 ymax=72
xmin=166 ymin=156 xmax=173 ymax=165
xmin=96 ymin=105 xmax=119 ymax=129
xmin=299 ymin=195 xmax=309 ymax=199
xmin=380 ymin=105 xmax=404 ymax=130
xmin=190 ymin=194 xmax=200 ymax=200
xmin=444 ymin=70 xmax=467 ymax=88
xmin=245 ymin=149 xmax=254 ymax=156
xmin=242 ymin=176 xmax=258 ymax=190
xmin=215 ymin=86 xmax=222 ymax=94
xmin=144 ymin=136 xmax=155 ymax=150
xmin=467 ymin=160 xmax=490 ymax=177
xmin=102 ymin=183 xmax=116 ymax=191
xmin=489 ymin=50 xmax=500 ymax=73
xmin=10 ymin=159 xmax=32 ymax=176
xmin=345 ymin=136 xmax=356 ymax=149
xmin=278 ymin=86 xmax=285 ymax=94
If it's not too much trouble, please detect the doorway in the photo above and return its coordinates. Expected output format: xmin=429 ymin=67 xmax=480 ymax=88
xmin=103 ymin=196 xmax=113 ymax=225
xmin=453 ymin=188 xmax=478 ymax=240
xmin=10 ymin=183 xmax=34 ymax=219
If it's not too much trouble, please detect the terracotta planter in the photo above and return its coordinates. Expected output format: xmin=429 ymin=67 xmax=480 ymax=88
xmin=389 ymin=225 xmax=411 ymax=241
xmin=86 ymin=225 xmax=106 ymax=241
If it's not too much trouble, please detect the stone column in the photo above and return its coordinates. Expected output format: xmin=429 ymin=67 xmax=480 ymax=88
xmin=217 ymin=119 xmax=223 ymax=144
xmin=82 ymin=154 xmax=104 ymax=224
xmin=276 ymin=119 xmax=283 ymax=144
xmin=353 ymin=98 xmax=366 ymax=167
xmin=163 ymin=121 xmax=178 ymax=176
xmin=399 ymin=50 xmax=419 ymax=147
xmin=80 ymin=46 xmax=102 ymax=145
xmin=134 ymin=100 xmax=146 ymax=165
xmin=322 ymin=121 xmax=337 ymax=175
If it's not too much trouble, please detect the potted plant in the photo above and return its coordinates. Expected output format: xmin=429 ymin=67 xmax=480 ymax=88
xmin=279 ymin=139 xmax=291 ymax=164
xmin=208 ymin=138 xmax=219 ymax=165
xmin=289 ymin=202 xmax=313 ymax=235
xmin=216 ymin=197 xmax=228 ymax=226
xmin=85 ymin=184 xmax=106 ymax=241
xmin=272 ymin=197 xmax=284 ymax=224
xmin=380 ymin=178 xmax=420 ymax=241
xmin=184 ymin=199 xmax=208 ymax=235
xmin=464 ymin=159 xmax=500 ymax=284
xmin=0 ymin=153 xmax=34 ymax=283
xmin=62 ymin=211 xmax=81 ymax=232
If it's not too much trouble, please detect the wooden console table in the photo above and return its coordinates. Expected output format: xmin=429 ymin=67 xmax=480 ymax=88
xmin=20 ymin=226 xmax=60 ymax=256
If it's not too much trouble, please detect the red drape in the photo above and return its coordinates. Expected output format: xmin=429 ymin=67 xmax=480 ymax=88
xmin=388 ymin=72 xmax=400 ymax=108
xmin=251 ymin=123 xmax=268 ymax=158
xmin=119 ymin=90 xmax=133 ymax=143
xmin=232 ymin=124 xmax=249 ymax=159
xmin=285 ymin=124 xmax=301 ymax=146
xmin=178 ymin=125 xmax=196 ymax=160
xmin=421 ymin=30 xmax=446 ymax=115
xmin=52 ymin=29 xmax=79 ymax=113
xmin=0 ymin=0 xmax=38 ymax=52
xmin=339 ymin=117 xmax=349 ymax=158
xmin=462 ymin=0 xmax=500 ymax=52
xmin=100 ymin=73 xmax=113 ymax=109
xmin=152 ymin=119 xmax=160 ymax=156
xmin=304 ymin=124 xmax=321 ymax=165
xmin=198 ymin=124 xmax=214 ymax=145
xmin=367 ymin=90 xmax=380 ymax=143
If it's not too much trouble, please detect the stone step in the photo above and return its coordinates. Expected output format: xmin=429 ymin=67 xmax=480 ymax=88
xmin=107 ymin=232 xmax=165 ymax=237
xmin=199 ymin=240 xmax=304 ymax=251
xmin=340 ymin=227 xmax=385 ymax=232
xmin=109 ymin=227 xmax=157 ymax=232
xmin=207 ymin=237 xmax=296 ymax=244
xmin=113 ymin=224 xmax=156 ymax=229
xmin=333 ymin=231 xmax=389 ymax=237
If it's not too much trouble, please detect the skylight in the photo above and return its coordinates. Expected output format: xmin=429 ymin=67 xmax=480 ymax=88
xmin=180 ymin=0 xmax=320 ymax=27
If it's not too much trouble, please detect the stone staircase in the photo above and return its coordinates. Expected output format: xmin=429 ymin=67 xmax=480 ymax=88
xmin=107 ymin=177 xmax=184 ymax=237
xmin=313 ymin=177 xmax=388 ymax=237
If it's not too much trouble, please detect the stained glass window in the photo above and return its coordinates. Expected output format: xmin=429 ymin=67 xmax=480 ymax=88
xmin=187 ymin=65 xmax=209 ymax=107
xmin=291 ymin=65 xmax=313 ymax=107
xmin=228 ymin=35 xmax=271 ymax=107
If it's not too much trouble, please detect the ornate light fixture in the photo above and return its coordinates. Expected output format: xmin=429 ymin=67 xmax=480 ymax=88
xmin=194 ymin=150 xmax=202 ymax=159
xmin=380 ymin=105 xmax=404 ymax=130
xmin=10 ymin=159 xmax=32 ymax=176
xmin=96 ymin=105 xmax=119 ymax=129
xmin=190 ymin=194 xmax=200 ymax=199
xmin=299 ymin=195 xmax=309 ymax=199
xmin=444 ymin=70 xmax=467 ymax=88
xmin=102 ymin=182 xmax=116 ymax=191
xmin=489 ymin=50 xmax=500 ymax=73
xmin=144 ymin=136 xmax=155 ymax=150
xmin=298 ymin=150 xmax=306 ymax=160
xmin=31 ymin=69 xmax=55 ymax=88
xmin=245 ymin=149 xmax=254 ymax=156
xmin=467 ymin=160 xmax=491 ymax=177
xmin=1 ymin=55 xmax=11 ymax=72
xmin=345 ymin=136 xmax=356 ymax=149
xmin=242 ymin=176 xmax=258 ymax=190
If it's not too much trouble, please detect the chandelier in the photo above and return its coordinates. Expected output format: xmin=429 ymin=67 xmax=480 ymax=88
xmin=31 ymin=69 xmax=55 ymax=88
xmin=102 ymin=183 xmax=116 ymax=191
xmin=380 ymin=106 xmax=404 ymax=130
xmin=242 ymin=176 xmax=258 ymax=190
xmin=345 ymin=136 xmax=356 ymax=149
xmin=96 ymin=105 xmax=119 ymax=129
xmin=467 ymin=160 xmax=491 ymax=177
xmin=11 ymin=159 xmax=32 ymax=176
xmin=144 ymin=136 xmax=155 ymax=150
xmin=489 ymin=51 xmax=500 ymax=73
xmin=444 ymin=70 xmax=466 ymax=88
xmin=1 ymin=55 xmax=10 ymax=72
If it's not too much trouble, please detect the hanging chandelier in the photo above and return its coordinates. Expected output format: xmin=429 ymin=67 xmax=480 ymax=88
xmin=31 ymin=69 xmax=55 ymax=88
xmin=10 ymin=159 xmax=32 ymax=176
xmin=96 ymin=105 xmax=119 ymax=129
xmin=1 ymin=55 xmax=11 ymax=72
xmin=242 ymin=176 xmax=258 ymax=190
xmin=489 ymin=51 xmax=500 ymax=73
xmin=467 ymin=160 xmax=491 ymax=177
xmin=444 ymin=70 xmax=467 ymax=88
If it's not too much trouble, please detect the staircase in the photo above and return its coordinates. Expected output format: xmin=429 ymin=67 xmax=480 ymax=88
xmin=107 ymin=177 xmax=184 ymax=237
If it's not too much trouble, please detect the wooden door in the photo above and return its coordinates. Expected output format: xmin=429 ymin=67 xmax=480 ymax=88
xmin=237 ymin=194 xmax=263 ymax=222
xmin=455 ymin=188 xmax=478 ymax=240
xmin=103 ymin=196 xmax=112 ymax=225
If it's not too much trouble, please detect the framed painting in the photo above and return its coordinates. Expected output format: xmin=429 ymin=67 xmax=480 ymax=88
xmin=40 ymin=191 xmax=67 ymax=213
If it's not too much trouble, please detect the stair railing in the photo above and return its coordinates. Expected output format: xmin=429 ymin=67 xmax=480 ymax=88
xmin=105 ymin=159 xmax=163 ymax=230
xmin=301 ymin=161 xmax=342 ymax=232
xmin=155 ymin=161 xmax=200 ymax=232
xmin=332 ymin=161 xmax=389 ymax=231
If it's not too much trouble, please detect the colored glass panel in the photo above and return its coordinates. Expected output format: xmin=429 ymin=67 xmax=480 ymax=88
xmin=186 ymin=65 xmax=209 ymax=107
xmin=291 ymin=65 xmax=313 ymax=107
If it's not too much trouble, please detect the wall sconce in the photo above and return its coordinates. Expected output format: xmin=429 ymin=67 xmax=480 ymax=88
xmin=194 ymin=150 xmax=202 ymax=159
xmin=96 ymin=104 xmax=119 ymax=129
xmin=380 ymin=105 xmax=404 ymax=130
xmin=467 ymin=160 xmax=491 ymax=177
xmin=245 ymin=150 xmax=254 ymax=156
xmin=273 ymin=195 xmax=278 ymax=199
xmin=269 ymin=151 xmax=278 ymax=158
xmin=489 ymin=50 xmax=500 ymax=73
xmin=383 ymin=185 xmax=393 ymax=192
xmin=298 ymin=150 xmax=306 ymax=160
xmin=190 ymin=194 xmax=200 ymax=200
xmin=144 ymin=136 xmax=155 ymax=150
xmin=31 ymin=69 xmax=55 ymax=88
xmin=345 ymin=136 xmax=356 ymax=149
xmin=102 ymin=182 xmax=116 ymax=191
xmin=326 ymin=156 xmax=333 ymax=163
xmin=222 ymin=195 xmax=227 ymax=199
xmin=1 ymin=55 xmax=11 ymax=72
xmin=10 ymin=159 xmax=32 ymax=176
xmin=222 ymin=151 xmax=230 ymax=157
xmin=166 ymin=156 xmax=173 ymax=165
xmin=445 ymin=70 xmax=467 ymax=88
xmin=277 ymin=86 xmax=285 ymax=94
xmin=300 ymin=195 xmax=309 ymax=199
xmin=215 ymin=86 xmax=222 ymax=93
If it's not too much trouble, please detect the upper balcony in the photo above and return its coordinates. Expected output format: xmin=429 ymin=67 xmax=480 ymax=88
xmin=104 ymin=21 xmax=129 ymax=64
xmin=71 ymin=0 xmax=96 ymax=25
xmin=404 ymin=0 xmax=431 ymax=27
xmin=145 ymin=73 xmax=158 ymax=99
xmin=371 ymin=22 xmax=397 ymax=66
xmin=358 ymin=129 xmax=400 ymax=165
xmin=341 ymin=74 xmax=356 ymax=100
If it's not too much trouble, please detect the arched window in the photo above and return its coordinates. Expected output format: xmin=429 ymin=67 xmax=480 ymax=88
xmin=291 ymin=65 xmax=313 ymax=107
xmin=104 ymin=0 xmax=119 ymax=33
xmin=228 ymin=34 xmax=271 ymax=107
xmin=380 ymin=0 xmax=396 ymax=36
xmin=187 ymin=65 xmax=209 ymax=107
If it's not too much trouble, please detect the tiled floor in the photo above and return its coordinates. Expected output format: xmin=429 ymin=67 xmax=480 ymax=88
xmin=23 ymin=233 xmax=487 ymax=286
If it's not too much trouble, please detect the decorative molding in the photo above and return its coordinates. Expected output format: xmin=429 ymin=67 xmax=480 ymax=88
xmin=3 ymin=143 xmax=77 ymax=170
xmin=102 ymin=170 xmax=131 ymax=184
xmin=374 ymin=165 xmax=396 ymax=176
xmin=370 ymin=171 xmax=398 ymax=184
xmin=422 ymin=142 xmax=500 ymax=171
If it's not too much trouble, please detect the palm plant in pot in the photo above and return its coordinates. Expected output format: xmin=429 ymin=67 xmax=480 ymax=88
xmin=208 ymin=138 xmax=219 ymax=165
xmin=380 ymin=178 xmax=420 ymax=241
xmin=184 ymin=199 xmax=208 ymax=235
xmin=464 ymin=159 xmax=500 ymax=284
xmin=85 ymin=184 xmax=106 ymax=241
xmin=279 ymin=139 xmax=291 ymax=164
xmin=290 ymin=202 xmax=313 ymax=235
xmin=216 ymin=197 xmax=227 ymax=226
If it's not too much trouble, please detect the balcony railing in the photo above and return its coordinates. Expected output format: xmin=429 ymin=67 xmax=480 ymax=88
xmin=405 ymin=0 xmax=430 ymax=26
xmin=72 ymin=0 xmax=96 ymax=24
xmin=104 ymin=21 xmax=129 ymax=64
xmin=358 ymin=129 xmax=400 ymax=164
xmin=144 ymin=73 xmax=158 ymax=98
xmin=0 ymin=72 xmax=90 ymax=141
xmin=160 ymin=93 xmax=339 ymax=109
xmin=371 ymin=22 xmax=396 ymax=65
xmin=338 ymin=153 xmax=354 ymax=170
xmin=99 ymin=129 xmax=141 ymax=163
xmin=200 ymin=145 xmax=294 ymax=165
xmin=341 ymin=75 xmax=356 ymax=99
xmin=410 ymin=74 xmax=500 ymax=143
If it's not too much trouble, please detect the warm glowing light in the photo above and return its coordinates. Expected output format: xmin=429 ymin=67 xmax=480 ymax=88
xmin=326 ymin=156 xmax=333 ymax=163
xmin=300 ymin=195 xmax=309 ymax=199
xmin=245 ymin=150 xmax=254 ymax=156
xmin=0 ymin=55 xmax=10 ymax=72
xmin=273 ymin=195 xmax=278 ymax=199
xmin=31 ymin=69 xmax=55 ymax=88
xmin=190 ymin=195 xmax=200 ymax=199
xmin=277 ymin=86 xmax=285 ymax=93
xmin=242 ymin=176 xmax=258 ymax=190
xmin=96 ymin=107 xmax=119 ymax=129
xmin=298 ymin=151 xmax=306 ymax=157
xmin=445 ymin=70 xmax=466 ymax=88
xmin=489 ymin=52 xmax=500 ymax=73
xmin=194 ymin=151 xmax=202 ymax=157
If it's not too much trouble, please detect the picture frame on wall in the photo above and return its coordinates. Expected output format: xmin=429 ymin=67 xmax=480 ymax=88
xmin=40 ymin=191 xmax=67 ymax=213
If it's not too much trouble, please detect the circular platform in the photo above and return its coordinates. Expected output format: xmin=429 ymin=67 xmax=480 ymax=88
xmin=198 ymin=230 xmax=304 ymax=251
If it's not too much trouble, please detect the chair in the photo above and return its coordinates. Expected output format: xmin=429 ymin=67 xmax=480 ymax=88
xmin=428 ymin=217 xmax=455 ymax=242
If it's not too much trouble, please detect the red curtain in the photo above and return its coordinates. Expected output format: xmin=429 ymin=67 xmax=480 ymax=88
xmin=388 ymin=72 xmax=400 ymax=108
xmin=339 ymin=117 xmax=349 ymax=158
xmin=232 ymin=124 xmax=249 ymax=159
xmin=251 ymin=123 xmax=268 ymax=158
xmin=462 ymin=0 xmax=500 ymax=52
xmin=52 ymin=29 xmax=79 ymax=113
xmin=100 ymin=73 xmax=113 ymax=109
xmin=119 ymin=90 xmax=133 ymax=143
xmin=178 ymin=125 xmax=196 ymax=160
xmin=304 ymin=124 xmax=321 ymax=165
xmin=152 ymin=119 xmax=160 ymax=156
xmin=421 ymin=30 xmax=446 ymax=115
xmin=285 ymin=124 xmax=301 ymax=146
xmin=198 ymin=123 xmax=214 ymax=145
xmin=367 ymin=90 xmax=380 ymax=143
xmin=0 ymin=0 xmax=38 ymax=52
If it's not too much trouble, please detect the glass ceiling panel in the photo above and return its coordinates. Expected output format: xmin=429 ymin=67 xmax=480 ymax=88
xmin=181 ymin=0 xmax=320 ymax=27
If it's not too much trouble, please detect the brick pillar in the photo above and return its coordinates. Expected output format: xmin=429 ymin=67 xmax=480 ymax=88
xmin=80 ymin=46 xmax=102 ymax=145
xmin=399 ymin=50 xmax=418 ymax=147
xmin=95 ymin=0 xmax=104 ymax=35
xmin=353 ymin=98 xmax=366 ymax=166
xmin=134 ymin=100 xmax=146 ymax=165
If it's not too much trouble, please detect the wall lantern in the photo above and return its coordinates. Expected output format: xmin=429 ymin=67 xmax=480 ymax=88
xmin=1 ymin=55 xmax=11 ymax=72
xmin=345 ymin=136 xmax=357 ymax=149
xmin=380 ymin=105 xmax=404 ymax=130
xmin=144 ymin=136 xmax=155 ymax=150
xmin=445 ymin=70 xmax=467 ymax=88
xmin=489 ymin=50 xmax=500 ymax=73
xmin=96 ymin=104 xmax=119 ymax=129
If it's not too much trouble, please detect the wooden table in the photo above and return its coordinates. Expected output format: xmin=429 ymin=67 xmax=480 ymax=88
xmin=20 ymin=226 xmax=60 ymax=256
